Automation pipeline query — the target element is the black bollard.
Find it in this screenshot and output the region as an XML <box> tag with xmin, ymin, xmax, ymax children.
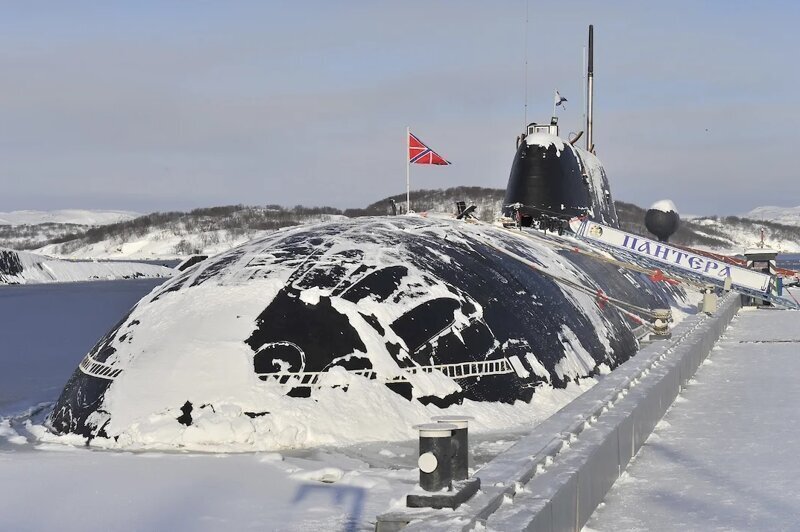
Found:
<box><xmin>431</xmin><ymin>415</ymin><xmax>472</xmax><ymax>481</ymax></box>
<box><xmin>414</xmin><ymin>423</ymin><xmax>456</xmax><ymax>492</ymax></box>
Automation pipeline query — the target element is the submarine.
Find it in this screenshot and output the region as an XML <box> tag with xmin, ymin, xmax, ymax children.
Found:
<box><xmin>503</xmin><ymin>25</ymin><xmax>617</xmax><ymax>232</ymax></box>
<box><xmin>46</xmin><ymin>27</ymin><xmax>690</xmax><ymax>448</ymax></box>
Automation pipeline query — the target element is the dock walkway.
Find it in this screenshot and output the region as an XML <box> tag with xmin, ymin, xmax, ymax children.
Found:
<box><xmin>586</xmin><ymin>308</ymin><xmax>800</xmax><ymax>531</ymax></box>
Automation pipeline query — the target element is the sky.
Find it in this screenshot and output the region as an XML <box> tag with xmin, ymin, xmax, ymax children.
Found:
<box><xmin>1</xmin><ymin>1</ymin><xmax>798</xmax><ymax>216</ymax></box>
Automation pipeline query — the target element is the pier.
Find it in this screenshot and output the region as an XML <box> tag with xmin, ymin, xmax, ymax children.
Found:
<box><xmin>586</xmin><ymin>307</ymin><xmax>800</xmax><ymax>530</ymax></box>
<box><xmin>377</xmin><ymin>295</ymin><xmax>800</xmax><ymax>530</ymax></box>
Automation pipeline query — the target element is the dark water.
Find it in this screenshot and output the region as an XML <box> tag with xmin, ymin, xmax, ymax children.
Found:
<box><xmin>0</xmin><ymin>278</ymin><xmax>166</xmax><ymax>415</ymax></box>
<box><xmin>777</xmin><ymin>253</ymin><xmax>800</xmax><ymax>270</ymax></box>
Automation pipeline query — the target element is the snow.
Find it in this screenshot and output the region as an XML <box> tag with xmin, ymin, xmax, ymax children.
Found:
<box><xmin>574</xmin><ymin>146</ymin><xmax>618</xmax><ymax>225</ymax></box>
<box><xmin>0</xmin><ymin>209</ymin><xmax>138</xmax><ymax>226</ymax></box>
<box><xmin>743</xmin><ymin>205</ymin><xmax>800</xmax><ymax>227</ymax></box>
<box><xmin>554</xmin><ymin>325</ymin><xmax>597</xmax><ymax>381</ymax></box>
<box><xmin>689</xmin><ymin>217</ymin><xmax>800</xmax><ymax>254</ymax></box>
<box><xmin>525</xmin><ymin>132</ymin><xmax>566</xmax><ymax>155</ymax></box>
<box><xmin>36</xmin><ymin>227</ymin><xmax>257</xmax><ymax>260</ymax></box>
<box><xmin>0</xmin><ymin>278</ymin><xmax>597</xmax><ymax>530</ymax></box>
<box><xmin>35</xmin><ymin>214</ymin><xmax>345</xmax><ymax>260</ymax></box>
<box><xmin>0</xmin><ymin>247</ymin><xmax>173</xmax><ymax>284</ymax></box>
<box><xmin>586</xmin><ymin>308</ymin><xmax>800</xmax><ymax>530</ymax></box>
<box><xmin>648</xmin><ymin>199</ymin><xmax>678</xmax><ymax>213</ymax></box>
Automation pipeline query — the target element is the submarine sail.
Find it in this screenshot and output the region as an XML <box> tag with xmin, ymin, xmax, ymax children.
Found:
<box><xmin>503</xmin><ymin>25</ymin><xmax>618</xmax><ymax>230</ymax></box>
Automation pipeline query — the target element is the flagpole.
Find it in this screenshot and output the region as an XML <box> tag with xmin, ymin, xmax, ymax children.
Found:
<box><xmin>406</xmin><ymin>126</ymin><xmax>411</xmax><ymax>214</ymax></box>
<box><xmin>552</xmin><ymin>89</ymin><xmax>557</xmax><ymax>118</ymax></box>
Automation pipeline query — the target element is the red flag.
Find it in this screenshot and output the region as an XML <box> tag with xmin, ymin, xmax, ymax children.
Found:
<box><xmin>408</xmin><ymin>132</ymin><xmax>451</xmax><ymax>165</ymax></box>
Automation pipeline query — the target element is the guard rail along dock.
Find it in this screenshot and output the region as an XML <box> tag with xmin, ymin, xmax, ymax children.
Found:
<box><xmin>376</xmin><ymin>292</ymin><xmax>742</xmax><ymax>531</ymax></box>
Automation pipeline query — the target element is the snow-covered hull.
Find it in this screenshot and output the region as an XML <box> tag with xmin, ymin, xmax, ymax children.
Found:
<box><xmin>48</xmin><ymin>217</ymin><xmax>678</xmax><ymax>447</ymax></box>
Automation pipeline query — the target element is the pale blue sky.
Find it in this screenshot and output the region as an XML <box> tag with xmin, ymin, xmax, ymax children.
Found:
<box><xmin>1</xmin><ymin>1</ymin><xmax>798</xmax><ymax>215</ymax></box>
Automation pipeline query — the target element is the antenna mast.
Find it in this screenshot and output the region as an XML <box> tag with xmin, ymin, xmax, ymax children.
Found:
<box><xmin>582</xmin><ymin>45</ymin><xmax>586</xmax><ymax>137</ymax></box>
<box><xmin>586</xmin><ymin>25</ymin><xmax>594</xmax><ymax>152</ymax></box>
<box><xmin>523</xmin><ymin>0</ymin><xmax>529</xmax><ymax>130</ymax></box>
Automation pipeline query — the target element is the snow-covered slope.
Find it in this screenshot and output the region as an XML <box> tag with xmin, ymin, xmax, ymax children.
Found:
<box><xmin>0</xmin><ymin>247</ymin><xmax>173</xmax><ymax>285</ymax></box>
<box><xmin>0</xmin><ymin>209</ymin><xmax>138</xmax><ymax>226</ymax></box>
<box><xmin>616</xmin><ymin>201</ymin><xmax>800</xmax><ymax>254</ymax></box>
<box><xmin>35</xmin><ymin>208</ymin><xmax>345</xmax><ymax>260</ymax></box>
<box><xmin>37</xmin><ymin>227</ymin><xmax>260</xmax><ymax>260</ymax></box>
<box><xmin>743</xmin><ymin>206</ymin><xmax>800</xmax><ymax>227</ymax></box>
<box><xmin>9</xmin><ymin>196</ymin><xmax>800</xmax><ymax>261</ymax></box>
<box><xmin>689</xmin><ymin>217</ymin><xmax>800</xmax><ymax>253</ymax></box>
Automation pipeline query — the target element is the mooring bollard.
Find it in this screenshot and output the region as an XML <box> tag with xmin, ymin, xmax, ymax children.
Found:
<box><xmin>414</xmin><ymin>423</ymin><xmax>457</xmax><ymax>492</ymax></box>
<box><xmin>702</xmin><ymin>285</ymin><xmax>718</xmax><ymax>314</ymax></box>
<box><xmin>431</xmin><ymin>415</ymin><xmax>472</xmax><ymax>481</ymax></box>
<box><xmin>651</xmin><ymin>308</ymin><xmax>672</xmax><ymax>338</ymax></box>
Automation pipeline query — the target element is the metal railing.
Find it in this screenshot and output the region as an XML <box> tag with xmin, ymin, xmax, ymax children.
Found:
<box><xmin>79</xmin><ymin>354</ymin><xmax>123</xmax><ymax>380</ymax></box>
<box><xmin>79</xmin><ymin>354</ymin><xmax>517</xmax><ymax>387</ymax></box>
<box><xmin>256</xmin><ymin>358</ymin><xmax>515</xmax><ymax>387</ymax></box>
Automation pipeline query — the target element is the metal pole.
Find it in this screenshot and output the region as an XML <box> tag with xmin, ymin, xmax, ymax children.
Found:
<box><xmin>586</xmin><ymin>25</ymin><xmax>594</xmax><ymax>152</ymax></box>
<box><xmin>523</xmin><ymin>0</ymin><xmax>529</xmax><ymax>130</ymax></box>
<box><xmin>406</xmin><ymin>126</ymin><xmax>411</xmax><ymax>214</ymax></box>
<box><xmin>582</xmin><ymin>45</ymin><xmax>586</xmax><ymax>136</ymax></box>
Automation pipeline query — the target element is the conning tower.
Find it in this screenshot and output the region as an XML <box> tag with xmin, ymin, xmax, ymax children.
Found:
<box><xmin>502</xmin><ymin>25</ymin><xmax>618</xmax><ymax>231</ymax></box>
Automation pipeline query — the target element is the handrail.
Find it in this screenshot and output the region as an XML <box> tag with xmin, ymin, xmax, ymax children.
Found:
<box><xmin>255</xmin><ymin>358</ymin><xmax>515</xmax><ymax>387</ymax></box>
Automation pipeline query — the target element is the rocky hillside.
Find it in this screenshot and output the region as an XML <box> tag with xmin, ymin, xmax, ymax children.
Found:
<box><xmin>3</xmin><ymin>188</ymin><xmax>799</xmax><ymax>259</ymax></box>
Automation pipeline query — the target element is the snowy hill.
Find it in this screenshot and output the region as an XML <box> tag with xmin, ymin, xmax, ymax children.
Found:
<box><xmin>742</xmin><ymin>206</ymin><xmax>800</xmax><ymax>227</ymax></box>
<box><xmin>2</xmin><ymin>191</ymin><xmax>799</xmax><ymax>259</ymax></box>
<box><xmin>0</xmin><ymin>210</ymin><xmax>141</xmax><ymax>251</ymax></box>
<box><xmin>616</xmin><ymin>201</ymin><xmax>800</xmax><ymax>253</ymax></box>
<box><xmin>687</xmin><ymin>216</ymin><xmax>800</xmax><ymax>253</ymax></box>
<box><xmin>36</xmin><ymin>205</ymin><xmax>345</xmax><ymax>260</ymax></box>
<box><xmin>0</xmin><ymin>247</ymin><xmax>173</xmax><ymax>285</ymax></box>
<box><xmin>0</xmin><ymin>209</ymin><xmax>138</xmax><ymax>226</ymax></box>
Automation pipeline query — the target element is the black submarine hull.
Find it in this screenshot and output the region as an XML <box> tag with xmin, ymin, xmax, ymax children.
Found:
<box><xmin>48</xmin><ymin>217</ymin><xmax>683</xmax><ymax>440</ymax></box>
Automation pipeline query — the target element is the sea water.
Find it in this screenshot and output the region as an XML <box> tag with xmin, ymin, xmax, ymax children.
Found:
<box><xmin>0</xmin><ymin>278</ymin><xmax>166</xmax><ymax>415</ymax></box>
<box><xmin>777</xmin><ymin>253</ymin><xmax>800</xmax><ymax>270</ymax></box>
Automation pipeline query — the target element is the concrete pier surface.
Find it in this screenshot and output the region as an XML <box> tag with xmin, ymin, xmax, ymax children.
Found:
<box><xmin>586</xmin><ymin>308</ymin><xmax>800</xmax><ymax>531</ymax></box>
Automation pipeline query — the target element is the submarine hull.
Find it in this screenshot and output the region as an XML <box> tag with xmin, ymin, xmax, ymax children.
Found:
<box><xmin>48</xmin><ymin>217</ymin><xmax>681</xmax><ymax>443</ymax></box>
